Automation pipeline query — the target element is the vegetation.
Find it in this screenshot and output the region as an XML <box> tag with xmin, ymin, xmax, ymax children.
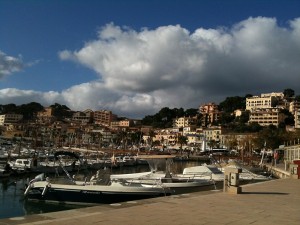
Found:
<box><xmin>50</xmin><ymin>103</ymin><xmax>73</xmax><ymax>120</ymax></box>
<box><xmin>0</xmin><ymin>102</ymin><xmax>44</xmax><ymax>120</ymax></box>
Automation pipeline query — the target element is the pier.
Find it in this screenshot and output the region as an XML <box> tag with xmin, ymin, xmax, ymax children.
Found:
<box><xmin>1</xmin><ymin>178</ymin><xmax>299</xmax><ymax>225</ymax></box>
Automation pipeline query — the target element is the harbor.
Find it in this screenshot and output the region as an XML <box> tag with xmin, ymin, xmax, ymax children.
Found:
<box><xmin>1</xmin><ymin>142</ymin><xmax>299</xmax><ymax>223</ymax></box>
<box><xmin>0</xmin><ymin>153</ymin><xmax>273</xmax><ymax>219</ymax></box>
<box><xmin>0</xmin><ymin>177</ymin><xmax>299</xmax><ymax>225</ymax></box>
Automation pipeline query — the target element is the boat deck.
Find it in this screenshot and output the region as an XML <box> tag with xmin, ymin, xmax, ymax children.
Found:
<box><xmin>1</xmin><ymin>178</ymin><xmax>299</xmax><ymax>225</ymax></box>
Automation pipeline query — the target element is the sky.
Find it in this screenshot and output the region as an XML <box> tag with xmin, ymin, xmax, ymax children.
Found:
<box><xmin>0</xmin><ymin>0</ymin><xmax>300</xmax><ymax>119</ymax></box>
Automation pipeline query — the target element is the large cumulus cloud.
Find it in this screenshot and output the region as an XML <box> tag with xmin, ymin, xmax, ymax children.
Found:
<box><xmin>59</xmin><ymin>17</ymin><xmax>300</xmax><ymax>116</ymax></box>
<box><xmin>1</xmin><ymin>17</ymin><xmax>300</xmax><ymax>118</ymax></box>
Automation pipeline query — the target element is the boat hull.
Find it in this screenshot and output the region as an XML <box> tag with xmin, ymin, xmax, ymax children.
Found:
<box><xmin>26</xmin><ymin>181</ymin><xmax>170</xmax><ymax>205</ymax></box>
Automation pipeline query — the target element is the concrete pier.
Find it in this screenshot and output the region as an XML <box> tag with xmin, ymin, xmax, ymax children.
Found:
<box><xmin>1</xmin><ymin>178</ymin><xmax>299</xmax><ymax>225</ymax></box>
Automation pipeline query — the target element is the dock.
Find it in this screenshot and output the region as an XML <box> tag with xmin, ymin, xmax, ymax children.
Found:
<box><xmin>1</xmin><ymin>178</ymin><xmax>299</xmax><ymax>225</ymax></box>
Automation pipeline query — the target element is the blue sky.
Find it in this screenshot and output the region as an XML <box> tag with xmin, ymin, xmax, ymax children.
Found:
<box><xmin>0</xmin><ymin>0</ymin><xmax>300</xmax><ymax>118</ymax></box>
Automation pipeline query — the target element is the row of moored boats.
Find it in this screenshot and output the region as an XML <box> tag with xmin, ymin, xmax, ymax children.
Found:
<box><xmin>18</xmin><ymin>151</ymin><xmax>272</xmax><ymax>205</ymax></box>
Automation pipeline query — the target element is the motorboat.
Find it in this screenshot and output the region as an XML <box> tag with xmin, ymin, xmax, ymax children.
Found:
<box><xmin>222</xmin><ymin>164</ymin><xmax>271</xmax><ymax>181</ymax></box>
<box><xmin>8</xmin><ymin>153</ymin><xmax>81</xmax><ymax>174</ymax></box>
<box><xmin>24</xmin><ymin>151</ymin><xmax>171</xmax><ymax>205</ymax></box>
<box><xmin>182</xmin><ymin>163</ymin><xmax>270</xmax><ymax>182</ymax></box>
<box><xmin>110</xmin><ymin>155</ymin><xmax>216</xmax><ymax>191</ymax></box>
<box><xmin>182</xmin><ymin>165</ymin><xmax>224</xmax><ymax>182</ymax></box>
<box><xmin>8</xmin><ymin>158</ymin><xmax>33</xmax><ymax>174</ymax></box>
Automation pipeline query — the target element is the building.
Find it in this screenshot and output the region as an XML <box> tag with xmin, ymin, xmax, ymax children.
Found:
<box><xmin>219</xmin><ymin>133</ymin><xmax>256</xmax><ymax>153</ymax></box>
<box><xmin>173</xmin><ymin>117</ymin><xmax>197</xmax><ymax>128</ymax></box>
<box><xmin>94</xmin><ymin>110</ymin><xmax>116</xmax><ymax>127</ymax></box>
<box><xmin>249</xmin><ymin>108</ymin><xmax>286</xmax><ymax>127</ymax></box>
<box><xmin>110</xmin><ymin>119</ymin><xmax>134</xmax><ymax>130</ymax></box>
<box><xmin>203</xmin><ymin>126</ymin><xmax>223</xmax><ymax>148</ymax></box>
<box><xmin>37</xmin><ymin>107</ymin><xmax>56</xmax><ymax>123</ymax></box>
<box><xmin>199</xmin><ymin>102</ymin><xmax>221</xmax><ymax>126</ymax></box>
<box><xmin>261</xmin><ymin>92</ymin><xmax>284</xmax><ymax>98</ymax></box>
<box><xmin>0</xmin><ymin>114</ymin><xmax>23</xmax><ymax>126</ymax></box>
<box><xmin>246</xmin><ymin>92</ymin><xmax>287</xmax><ymax>127</ymax></box>
<box><xmin>246</xmin><ymin>95</ymin><xmax>277</xmax><ymax>111</ymax></box>
<box><xmin>294</xmin><ymin>101</ymin><xmax>300</xmax><ymax>129</ymax></box>
<box><xmin>72</xmin><ymin>109</ymin><xmax>93</xmax><ymax>124</ymax></box>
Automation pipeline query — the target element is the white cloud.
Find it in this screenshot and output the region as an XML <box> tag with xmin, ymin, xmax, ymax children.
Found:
<box><xmin>0</xmin><ymin>51</ymin><xmax>25</xmax><ymax>78</ymax></box>
<box><xmin>0</xmin><ymin>88</ymin><xmax>60</xmax><ymax>105</ymax></box>
<box><xmin>2</xmin><ymin>17</ymin><xmax>300</xmax><ymax>118</ymax></box>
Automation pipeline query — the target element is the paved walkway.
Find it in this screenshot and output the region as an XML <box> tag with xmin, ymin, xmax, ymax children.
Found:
<box><xmin>1</xmin><ymin>178</ymin><xmax>299</xmax><ymax>225</ymax></box>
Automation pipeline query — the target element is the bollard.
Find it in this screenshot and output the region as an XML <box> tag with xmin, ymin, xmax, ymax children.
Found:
<box><xmin>290</xmin><ymin>164</ymin><xmax>299</xmax><ymax>179</ymax></box>
<box><xmin>223</xmin><ymin>167</ymin><xmax>242</xmax><ymax>194</ymax></box>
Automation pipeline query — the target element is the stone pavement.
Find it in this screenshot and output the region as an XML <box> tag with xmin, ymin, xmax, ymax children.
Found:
<box><xmin>1</xmin><ymin>178</ymin><xmax>299</xmax><ymax>225</ymax></box>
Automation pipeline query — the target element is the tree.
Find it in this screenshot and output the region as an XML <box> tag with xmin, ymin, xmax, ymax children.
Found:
<box><xmin>280</xmin><ymin>109</ymin><xmax>295</xmax><ymax>126</ymax></box>
<box><xmin>218</xmin><ymin>96</ymin><xmax>246</xmax><ymax>113</ymax></box>
<box><xmin>295</xmin><ymin>95</ymin><xmax>300</xmax><ymax>102</ymax></box>
<box><xmin>177</xmin><ymin>135</ymin><xmax>188</xmax><ymax>154</ymax></box>
<box><xmin>253</xmin><ymin>125</ymin><xmax>285</xmax><ymax>150</ymax></box>
<box><xmin>50</xmin><ymin>103</ymin><xmax>72</xmax><ymax>120</ymax></box>
<box><xmin>17</xmin><ymin>102</ymin><xmax>44</xmax><ymax>120</ymax></box>
<box><xmin>283</xmin><ymin>88</ymin><xmax>295</xmax><ymax>98</ymax></box>
<box><xmin>0</xmin><ymin>103</ymin><xmax>17</xmax><ymax>114</ymax></box>
<box><xmin>184</xmin><ymin>108</ymin><xmax>198</xmax><ymax>117</ymax></box>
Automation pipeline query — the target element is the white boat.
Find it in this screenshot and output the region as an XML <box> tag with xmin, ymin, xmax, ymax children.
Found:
<box><xmin>182</xmin><ymin>165</ymin><xmax>224</xmax><ymax>182</ymax></box>
<box><xmin>8</xmin><ymin>155</ymin><xmax>80</xmax><ymax>174</ymax></box>
<box><xmin>24</xmin><ymin>152</ymin><xmax>171</xmax><ymax>205</ymax></box>
<box><xmin>8</xmin><ymin>158</ymin><xmax>33</xmax><ymax>174</ymax></box>
<box><xmin>182</xmin><ymin>163</ymin><xmax>270</xmax><ymax>182</ymax></box>
<box><xmin>110</xmin><ymin>155</ymin><xmax>215</xmax><ymax>190</ymax></box>
<box><xmin>223</xmin><ymin>164</ymin><xmax>271</xmax><ymax>181</ymax></box>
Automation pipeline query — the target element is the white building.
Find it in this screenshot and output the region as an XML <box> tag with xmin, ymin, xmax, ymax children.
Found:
<box><xmin>249</xmin><ymin>108</ymin><xmax>285</xmax><ymax>127</ymax></box>
<box><xmin>0</xmin><ymin>114</ymin><xmax>23</xmax><ymax>126</ymax></box>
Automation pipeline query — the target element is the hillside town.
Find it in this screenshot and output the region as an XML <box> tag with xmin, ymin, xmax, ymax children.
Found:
<box><xmin>1</xmin><ymin>90</ymin><xmax>300</xmax><ymax>156</ymax></box>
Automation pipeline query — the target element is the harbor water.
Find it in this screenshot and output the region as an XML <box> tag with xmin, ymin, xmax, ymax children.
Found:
<box><xmin>0</xmin><ymin>161</ymin><xmax>204</xmax><ymax>219</ymax></box>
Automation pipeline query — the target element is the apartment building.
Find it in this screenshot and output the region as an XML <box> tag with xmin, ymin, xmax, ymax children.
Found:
<box><xmin>203</xmin><ymin>126</ymin><xmax>223</xmax><ymax>145</ymax></box>
<box><xmin>246</xmin><ymin>92</ymin><xmax>287</xmax><ymax>127</ymax></box>
<box><xmin>199</xmin><ymin>102</ymin><xmax>221</xmax><ymax>126</ymax></box>
<box><xmin>110</xmin><ymin>119</ymin><xmax>134</xmax><ymax>130</ymax></box>
<box><xmin>153</xmin><ymin>128</ymin><xmax>179</xmax><ymax>146</ymax></box>
<box><xmin>93</xmin><ymin>110</ymin><xmax>116</xmax><ymax>127</ymax></box>
<box><xmin>249</xmin><ymin>108</ymin><xmax>285</xmax><ymax>127</ymax></box>
<box><xmin>173</xmin><ymin>116</ymin><xmax>197</xmax><ymax>128</ymax></box>
<box><xmin>246</xmin><ymin>95</ymin><xmax>277</xmax><ymax>111</ymax></box>
<box><xmin>0</xmin><ymin>114</ymin><xmax>23</xmax><ymax>126</ymax></box>
<box><xmin>72</xmin><ymin>109</ymin><xmax>93</xmax><ymax>124</ymax></box>
<box><xmin>37</xmin><ymin>107</ymin><xmax>56</xmax><ymax>123</ymax></box>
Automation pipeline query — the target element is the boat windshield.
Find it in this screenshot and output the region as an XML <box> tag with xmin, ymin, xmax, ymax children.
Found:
<box><xmin>208</xmin><ymin>167</ymin><xmax>223</xmax><ymax>174</ymax></box>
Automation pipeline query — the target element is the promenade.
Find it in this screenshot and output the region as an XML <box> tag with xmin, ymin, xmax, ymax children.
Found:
<box><xmin>1</xmin><ymin>178</ymin><xmax>299</xmax><ymax>225</ymax></box>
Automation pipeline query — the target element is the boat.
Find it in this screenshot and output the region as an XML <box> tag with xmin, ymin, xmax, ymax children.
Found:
<box><xmin>182</xmin><ymin>164</ymin><xmax>225</xmax><ymax>182</ymax></box>
<box><xmin>8</xmin><ymin>158</ymin><xmax>33</xmax><ymax>174</ymax></box>
<box><xmin>8</xmin><ymin>153</ymin><xmax>81</xmax><ymax>174</ymax></box>
<box><xmin>110</xmin><ymin>155</ymin><xmax>216</xmax><ymax>191</ymax></box>
<box><xmin>24</xmin><ymin>151</ymin><xmax>171</xmax><ymax>205</ymax></box>
<box><xmin>182</xmin><ymin>162</ymin><xmax>270</xmax><ymax>183</ymax></box>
